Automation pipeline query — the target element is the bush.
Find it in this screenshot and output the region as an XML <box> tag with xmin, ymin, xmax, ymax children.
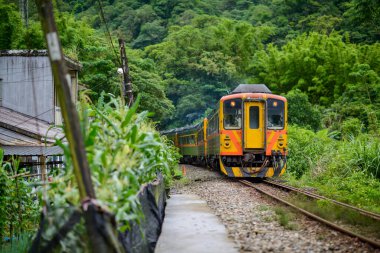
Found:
<box><xmin>0</xmin><ymin>150</ymin><xmax>39</xmax><ymax>244</ymax></box>
<box><xmin>285</xmin><ymin>89</ymin><xmax>321</xmax><ymax>131</ymax></box>
<box><xmin>341</xmin><ymin>118</ymin><xmax>363</xmax><ymax>140</ymax></box>
<box><xmin>286</xmin><ymin>125</ymin><xmax>380</xmax><ymax>213</ymax></box>
<box><xmin>36</xmin><ymin>94</ymin><xmax>180</xmax><ymax>251</ymax></box>
<box><xmin>330</xmin><ymin>134</ymin><xmax>380</xmax><ymax>179</ymax></box>
<box><xmin>287</xmin><ymin>125</ymin><xmax>335</xmax><ymax>178</ymax></box>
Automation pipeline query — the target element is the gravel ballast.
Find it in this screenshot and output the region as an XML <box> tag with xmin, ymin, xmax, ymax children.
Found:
<box><xmin>171</xmin><ymin>165</ymin><xmax>379</xmax><ymax>253</ymax></box>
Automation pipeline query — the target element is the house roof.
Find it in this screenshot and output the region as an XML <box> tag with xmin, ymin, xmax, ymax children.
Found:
<box><xmin>0</xmin><ymin>106</ymin><xmax>64</xmax><ymax>147</ymax></box>
<box><xmin>1</xmin><ymin>145</ymin><xmax>63</xmax><ymax>156</ymax></box>
<box><xmin>0</xmin><ymin>127</ymin><xmax>43</xmax><ymax>146</ymax></box>
<box><xmin>0</xmin><ymin>50</ymin><xmax>82</xmax><ymax>70</ymax></box>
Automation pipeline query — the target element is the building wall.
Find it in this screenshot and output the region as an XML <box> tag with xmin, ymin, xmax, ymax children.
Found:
<box><xmin>0</xmin><ymin>56</ymin><xmax>54</xmax><ymax>123</ymax></box>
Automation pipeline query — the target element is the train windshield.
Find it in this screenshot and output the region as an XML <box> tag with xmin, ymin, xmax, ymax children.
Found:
<box><xmin>267</xmin><ymin>99</ymin><xmax>284</xmax><ymax>129</ymax></box>
<box><xmin>224</xmin><ymin>98</ymin><xmax>242</xmax><ymax>129</ymax></box>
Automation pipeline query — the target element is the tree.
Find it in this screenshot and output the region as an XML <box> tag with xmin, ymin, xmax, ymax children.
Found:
<box><xmin>0</xmin><ymin>1</ymin><xmax>23</xmax><ymax>49</ymax></box>
<box><xmin>285</xmin><ymin>89</ymin><xmax>321</xmax><ymax>131</ymax></box>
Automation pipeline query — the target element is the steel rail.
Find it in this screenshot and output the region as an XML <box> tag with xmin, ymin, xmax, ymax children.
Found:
<box><xmin>263</xmin><ymin>179</ymin><xmax>380</xmax><ymax>221</ymax></box>
<box><xmin>239</xmin><ymin>180</ymin><xmax>380</xmax><ymax>249</ymax></box>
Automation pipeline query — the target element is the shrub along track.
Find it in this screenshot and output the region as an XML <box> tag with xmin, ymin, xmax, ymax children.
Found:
<box><xmin>239</xmin><ymin>179</ymin><xmax>380</xmax><ymax>249</ymax></box>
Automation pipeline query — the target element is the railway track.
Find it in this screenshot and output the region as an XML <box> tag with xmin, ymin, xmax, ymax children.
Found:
<box><xmin>239</xmin><ymin>179</ymin><xmax>380</xmax><ymax>249</ymax></box>
<box><xmin>263</xmin><ymin>178</ymin><xmax>380</xmax><ymax>221</ymax></box>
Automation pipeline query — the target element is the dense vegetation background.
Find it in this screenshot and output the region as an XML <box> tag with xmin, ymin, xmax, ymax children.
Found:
<box><xmin>1</xmin><ymin>0</ymin><xmax>380</xmax><ymax>214</ymax></box>
<box><xmin>1</xmin><ymin>0</ymin><xmax>379</xmax><ymax>129</ymax></box>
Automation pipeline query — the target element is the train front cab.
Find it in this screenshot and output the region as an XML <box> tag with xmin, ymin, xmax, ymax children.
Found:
<box><xmin>219</xmin><ymin>93</ymin><xmax>288</xmax><ymax>178</ymax></box>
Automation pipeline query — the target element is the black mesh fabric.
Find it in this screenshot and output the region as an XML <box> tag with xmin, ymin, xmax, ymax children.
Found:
<box><xmin>120</xmin><ymin>174</ymin><xmax>166</xmax><ymax>253</ymax></box>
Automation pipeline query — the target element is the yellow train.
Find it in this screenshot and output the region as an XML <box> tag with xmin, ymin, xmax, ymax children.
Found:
<box><xmin>162</xmin><ymin>84</ymin><xmax>288</xmax><ymax>178</ymax></box>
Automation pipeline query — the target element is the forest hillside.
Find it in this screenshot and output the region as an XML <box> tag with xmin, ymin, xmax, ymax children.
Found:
<box><xmin>1</xmin><ymin>0</ymin><xmax>379</xmax><ymax>130</ymax></box>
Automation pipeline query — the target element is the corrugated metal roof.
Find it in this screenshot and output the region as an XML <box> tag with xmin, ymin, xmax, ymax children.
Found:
<box><xmin>0</xmin><ymin>106</ymin><xmax>64</xmax><ymax>145</ymax></box>
<box><xmin>1</xmin><ymin>145</ymin><xmax>63</xmax><ymax>156</ymax></box>
<box><xmin>0</xmin><ymin>127</ymin><xmax>43</xmax><ymax>146</ymax></box>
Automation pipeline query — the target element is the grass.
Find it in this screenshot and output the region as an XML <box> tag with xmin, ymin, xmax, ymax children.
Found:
<box><xmin>286</xmin><ymin>125</ymin><xmax>380</xmax><ymax>214</ymax></box>
<box><xmin>287</xmin><ymin>194</ymin><xmax>380</xmax><ymax>239</ymax></box>
<box><xmin>0</xmin><ymin>233</ymin><xmax>33</xmax><ymax>253</ymax></box>
<box><xmin>171</xmin><ymin>176</ymin><xmax>191</xmax><ymax>189</ymax></box>
<box><xmin>273</xmin><ymin>206</ymin><xmax>299</xmax><ymax>230</ymax></box>
<box><xmin>257</xmin><ymin>204</ymin><xmax>270</xmax><ymax>212</ymax></box>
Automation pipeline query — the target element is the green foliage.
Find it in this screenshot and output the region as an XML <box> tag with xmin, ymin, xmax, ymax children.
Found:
<box><xmin>253</xmin><ymin>33</ymin><xmax>361</xmax><ymax>105</ymax></box>
<box><xmin>147</xmin><ymin>15</ymin><xmax>272</xmax><ymax>80</ymax></box>
<box><xmin>37</xmin><ymin>94</ymin><xmax>179</xmax><ymax>250</ymax></box>
<box><xmin>0</xmin><ymin>1</ymin><xmax>24</xmax><ymax>49</ymax></box>
<box><xmin>341</xmin><ymin>117</ymin><xmax>362</xmax><ymax>139</ymax></box>
<box><xmin>288</xmin><ymin>125</ymin><xmax>380</xmax><ymax>179</ymax></box>
<box><xmin>344</xmin><ymin>0</ymin><xmax>380</xmax><ymax>43</ymax></box>
<box><xmin>132</xmin><ymin>20</ymin><xmax>167</xmax><ymax>48</ymax></box>
<box><xmin>0</xmin><ymin>150</ymin><xmax>39</xmax><ymax>245</ymax></box>
<box><xmin>146</xmin><ymin>15</ymin><xmax>274</xmax><ymax>126</ymax></box>
<box><xmin>1</xmin><ymin>233</ymin><xmax>34</xmax><ymax>253</ymax></box>
<box><xmin>285</xmin><ymin>89</ymin><xmax>321</xmax><ymax>131</ymax></box>
<box><xmin>286</xmin><ymin>125</ymin><xmax>380</xmax><ymax>213</ymax></box>
<box><xmin>127</xmin><ymin>49</ymin><xmax>174</xmax><ymax>121</ymax></box>
<box><xmin>287</xmin><ymin>126</ymin><xmax>336</xmax><ymax>178</ymax></box>
<box><xmin>3</xmin><ymin>0</ymin><xmax>380</xmax><ymax>128</ymax></box>
<box><xmin>0</xmin><ymin>150</ymin><xmax>8</xmax><ymax>240</ymax></box>
<box><xmin>273</xmin><ymin>206</ymin><xmax>298</xmax><ymax>230</ymax></box>
<box><xmin>332</xmin><ymin>135</ymin><xmax>380</xmax><ymax>179</ymax></box>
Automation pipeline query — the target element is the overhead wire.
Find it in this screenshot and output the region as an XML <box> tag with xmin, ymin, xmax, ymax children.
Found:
<box><xmin>8</xmin><ymin>108</ymin><xmax>55</xmax><ymax>128</ymax></box>
<box><xmin>96</xmin><ymin>0</ymin><xmax>121</xmax><ymax>67</ymax></box>
<box><xmin>0</xmin><ymin>131</ymin><xmax>40</xmax><ymax>145</ymax></box>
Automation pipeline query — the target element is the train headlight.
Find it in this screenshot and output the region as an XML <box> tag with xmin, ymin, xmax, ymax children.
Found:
<box><xmin>277</xmin><ymin>134</ymin><xmax>285</xmax><ymax>149</ymax></box>
<box><xmin>223</xmin><ymin>135</ymin><xmax>231</xmax><ymax>148</ymax></box>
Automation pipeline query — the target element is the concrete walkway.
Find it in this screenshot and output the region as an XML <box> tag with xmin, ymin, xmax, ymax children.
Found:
<box><xmin>155</xmin><ymin>194</ymin><xmax>239</xmax><ymax>253</ymax></box>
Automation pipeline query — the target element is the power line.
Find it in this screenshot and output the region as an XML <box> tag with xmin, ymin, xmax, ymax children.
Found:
<box><xmin>13</xmin><ymin>108</ymin><xmax>55</xmax><ymax>127</ymax></box>
<box><xmin>96</xmin><ymin>0</ymin><xmax>121</xmax><ymax>67</ymax></box>
<box><xmin>0</xmin><ymin>130</ymin><xmax>43</xmax><ymax>145</ymax></box>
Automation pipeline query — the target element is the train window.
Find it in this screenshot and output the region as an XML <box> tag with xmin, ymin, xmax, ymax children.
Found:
<box><xmin>267</xmin><ymin>99</ymin><xmax>284</xmax><ymax>129</ymax></box>
<box><xmin>198</xmin><ymin>130</ymin><xmax>203</xmax><ymax>142</ymax></box>
<box><xmin>189</xmin><ymin>135</ymin><xmax>194</xmax><ymax>145</ymax></box>
<box><xmin>224</xmin><ymin>99</ymin><xmax>242</xmax><ymax>129</ymax></box>
<box><xmin>249</xmin><ymin>106</ymin><xmax>259</xmax><ymax>129</ymax></box>
<box><xmin>208</xmin><ymin>115</ymin><xmax>216</xmax><ymax>134</ymax></box>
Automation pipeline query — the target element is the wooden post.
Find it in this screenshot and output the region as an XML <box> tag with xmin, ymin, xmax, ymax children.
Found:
<box><xmin>39</xmin><ymin>155</ymin><xmax>46</xmax><ymax>181</ymax></box>
<box><xmin>118</xmin><ymin>39</ymin><xmax>134</xmax><ymax>106</ymax></box>
<box><xmin>35</xmin><ymin>0</ymin><xmax>94</xmax><ymax>201</ymax></box>
<box><xmin>34</xmin><ymin>0</ymin><xmax>121</xmax><ymax>252</ymax></box>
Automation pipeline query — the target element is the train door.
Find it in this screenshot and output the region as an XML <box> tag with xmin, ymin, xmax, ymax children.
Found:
<box><xmin>244</xmin><ymin>101</ymin><xmax>265</xmax><ymax>149</ymax></box>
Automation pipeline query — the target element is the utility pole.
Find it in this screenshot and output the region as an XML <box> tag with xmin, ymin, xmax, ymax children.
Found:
<box><xmin>118</xmin><ymin>39</ymin><xmax>134</xmax><ymax>107</ymax></box>
<box><xmin>34</xmin><ymin>0</ymin><xmax>122</xmax><ymax>252</ymax></box>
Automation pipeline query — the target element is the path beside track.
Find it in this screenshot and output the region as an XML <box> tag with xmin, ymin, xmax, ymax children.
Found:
<box><xmin>167</xmin><ymin>164</ymin><xmax>379</xmax><ymax>253</ymax></box>
<box><xmin>155</xmin><ymin>194</ymin><xmax>238</xmax><ymax>253</ymax></box>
